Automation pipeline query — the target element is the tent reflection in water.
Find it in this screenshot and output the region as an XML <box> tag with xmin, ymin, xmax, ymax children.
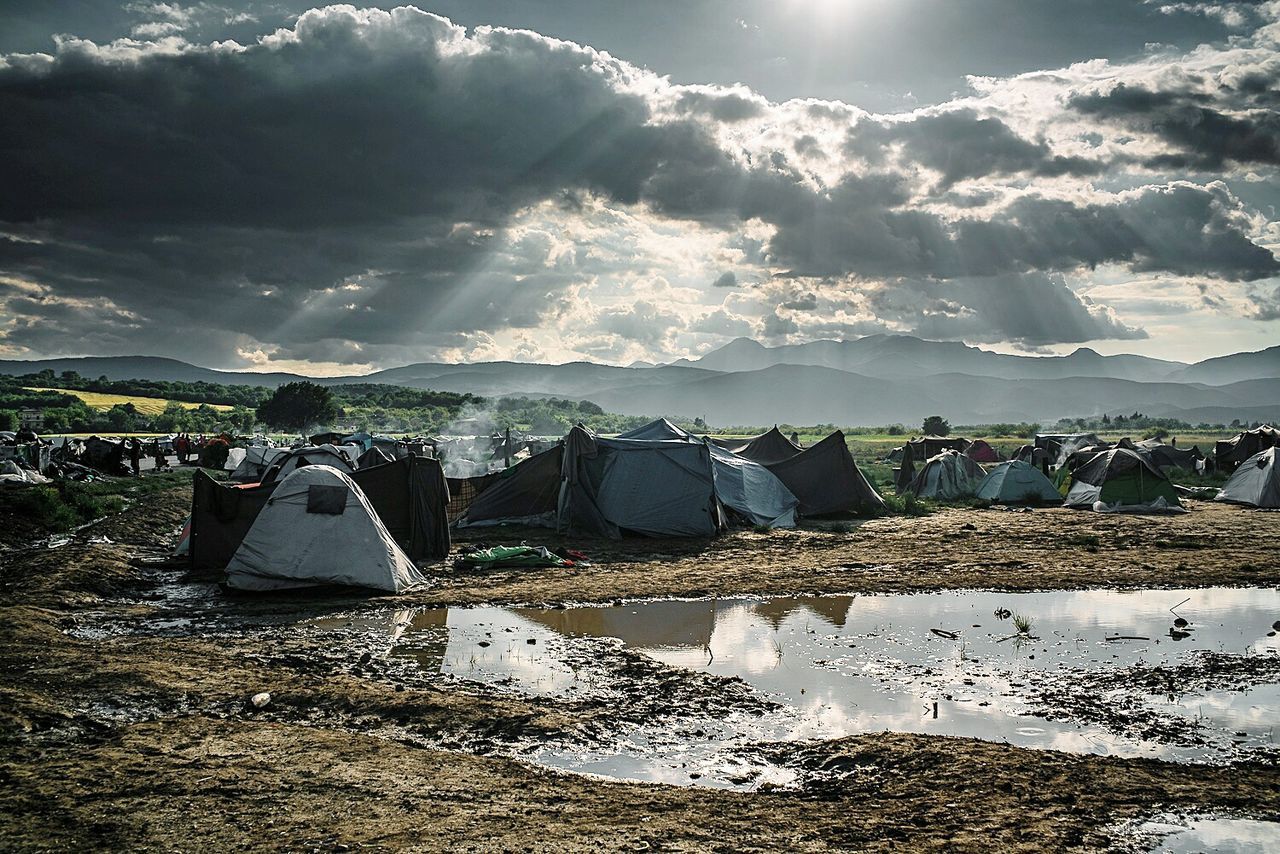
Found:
<box><xmin>514</xmin><ymin>600</ymin><xmax>719</xmax><ymax>649</ymax></box>
<box><xmin>1216</xmin><ymin>447</ymin><xmax>1280</xmax><ymax>509</ymax></box>
<box><xmin>225</xmin><ymin>465</ymin><xmax>425</xmax><ymax>593</ymax></box>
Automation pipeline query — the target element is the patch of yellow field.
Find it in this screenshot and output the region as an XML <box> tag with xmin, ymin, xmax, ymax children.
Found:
<box><xmin>25</xmin><ymin>388</ymin><xmax>234</xmax><ymax>415</ymax></box>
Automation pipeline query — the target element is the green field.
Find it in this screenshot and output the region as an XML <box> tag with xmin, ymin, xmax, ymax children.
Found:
<box><xmin>26</xmin><ymin>388</ymin><xmax>234</xmax><ymax>415</ymax></box>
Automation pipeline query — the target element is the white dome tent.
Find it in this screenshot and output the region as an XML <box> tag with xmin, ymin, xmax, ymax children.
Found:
<box><xmin>224</xmin><ymin>465</ymin><xmax>425</xmax><ymax>593</ymax></box>
<box><xmin>1216</xmin><ymin>447</ymin><xmax>1280</xmax><ymax>509</ymax></box>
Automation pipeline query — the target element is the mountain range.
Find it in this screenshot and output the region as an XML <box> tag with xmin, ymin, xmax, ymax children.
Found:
<box><xmin>3</xmin><ymin>336</ymin><xmax>1278</xmax><ymax>427</ymax></box>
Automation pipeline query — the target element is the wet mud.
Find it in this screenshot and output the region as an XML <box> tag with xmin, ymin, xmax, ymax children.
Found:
<box><xmin>2</xmin><ymin>472</ymin><xmax>1278</xmax><ymax>851</ymax></box>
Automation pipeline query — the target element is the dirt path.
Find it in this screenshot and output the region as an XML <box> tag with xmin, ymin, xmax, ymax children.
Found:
<box><xmin>1</xmin><ymin>473</ymin><xmax>1277</xmax><ymax>851</ymax></box>
<box><xmin>433</xmin><ymin>499</ymin><xmax>1279</xmax><ymax>607</ymax></box>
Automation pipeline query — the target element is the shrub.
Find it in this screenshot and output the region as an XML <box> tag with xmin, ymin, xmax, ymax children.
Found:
<box><xmin>16</xmin><ymin>487</ymin><xmax>80</xmax><ymax>532</ymax></box>
<box><xmin>880</xmin><ymin>493</ymin><xmax>934</xmax><ymax>517</ymax></box>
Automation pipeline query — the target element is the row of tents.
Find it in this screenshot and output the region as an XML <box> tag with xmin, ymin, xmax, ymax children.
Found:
<box><xmin>901</xmin><ymin>440</ymin><xmax>1280</xmax><ymax>511</ymax></box>
<box><xmin>181</xmin><ymin>420</ymin><xmax>1280</xmax><ymax>595</ymax></box>
<box><xmin>180</xmin><ymin>419</ymin><xmax>886</xmax><ymax>593</ymax></box>
<box><xmin>900</xmin><ymin>446</ymin><xmax>1183</xmax><ymax>511</ymax></box>
<box><xmin>451</xmin><ymin>419</ymin><xmax>885</xmax><ymax>537</ymax></box>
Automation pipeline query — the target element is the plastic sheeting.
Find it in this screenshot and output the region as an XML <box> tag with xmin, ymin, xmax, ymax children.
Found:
<box><xmin>706</xmin><ymin>444</ymin><xmax>798</xmax><ymax>528</ymax></box>
<box><xmin>559</xmin><ymin>427</ymin><xmax>721</xmax><ymax>538</ymax></box>
<box><xmin>600</xmin><ymin>419</ymin><xmax>799</xmax><ymax>531</ymax></box>
<box><xmin>225</xmin><ymin>465</ymin><xmax>425</xmax><ymax>593</ymax></box>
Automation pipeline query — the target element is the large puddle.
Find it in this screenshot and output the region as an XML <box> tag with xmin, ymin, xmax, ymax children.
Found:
<box><xmin>311</xmin><ymin>587</ymin><xmax>1280</xmax><ymax>788</ymax></box>
<box><xmin>1124</xmin><ymin>814</ymin><xmax>1280</xmax><ymax>853</ymax></box>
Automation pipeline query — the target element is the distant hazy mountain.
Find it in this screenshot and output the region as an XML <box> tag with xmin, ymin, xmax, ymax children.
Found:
<box><xmin>586</xmin><ymin>364</ymin><xmax>1263</xmax><ymax>426</ymax></box>
<box><xmin>349</xmin><ymin>361</ymin><xmax>720</xmax><ymax>398</ymax></box>
<box><xmin>673</xmin><ymin>335</ymin><xmax>1186</xmax><ymax>383</ymax></box>
<box><xmin>0</xmin><ymin>355</ymin><xmax>308</xmax><ymax>387</ymax></box>
<box><xmin>1172</xmin><ymin>345</ymin><xmax>1280</xmax><ymax>385</ymax></box>
<box><xmin>3</xmin><ymin>336</ymin><xmax>1276</xmax><ymax>426</ymax></box>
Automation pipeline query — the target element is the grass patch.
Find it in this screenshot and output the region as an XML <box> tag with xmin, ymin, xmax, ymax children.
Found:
<box><xmin>11</xmin><ymin>483</ymin><xmax>127</xmax><ymax>533</ymax></box>
<box><xmin>880</xmin><ymin>493</ymin><xmax>934</xmax><ymax>517</ymax></box>
<box><xmin>1167</xmin><ymin>470</ymin><xmax>1230</xmax><ymax>488</ymax></box>
<box><xmin>25</xmin><ymin>387</ymin><xmax>234</xmax><ymax>415</ymax></box>
<box><xmin>1064</xmin><ymin>533</ymin><xmax>1101</xmax><ymax>552</ymax></box>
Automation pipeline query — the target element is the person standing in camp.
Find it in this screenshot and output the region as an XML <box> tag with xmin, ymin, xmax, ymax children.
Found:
<box><xmin>129</xmin><ymin>437</ymin><xmax>142</xmax><ymax>476</ymax></box>
<box><xmin>175</xmin><ymin>433</ymin><xmax>187</xmax><ymax>464</ymax></box>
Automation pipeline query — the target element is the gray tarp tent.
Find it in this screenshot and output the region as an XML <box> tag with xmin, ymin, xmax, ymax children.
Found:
<box><xmin>225</xmin><ymin>465</ymin><xmax>425</xmax><ymax>593</ymax></box>
<box><xmin>559</xmin><ymin>426</ymin><xmax>723</xmax><ymax>538</ymax></box>
<box><xmin>1216</xmin><ymin>447</ymin><xmax>1280</xmax><ymax>508</ymax></box>
<box><xmin>617</xmin><ymin>418</ymin><xmax>691</xmax><ymax>441</ymax></box>
<box><xmin>357</xmin><ymin>446</ymin><xmax>395</xmax><ymax>469</ymax></box>
<box><xmin>908</xmin><ymin>435</ymin><xmax>970</xmax><ymax>459</ymax></box>
<box><xmin>1136</xmin><ymin>439</ymin><xmax>1202</xmax><ymax>472</ymax></box>
<box><xmin>1035</xmin><ymin>433</ymin><xmax>1102</xmax><ymax>465</ymax></box>
<box><xmin>909</xmin><ymin>450</ymin><xmax>985</xmax><ymax>500</ymax></box>
<box><xmin>261</xmin><ymin>444</ymin><xmax>356</xmax><ymax>484</ymax></box>
<box><xmin>764</xmin><ymin>431</ymin><xmax>886</xmax><ymax>516</ymax></box>
<box><xmin>614</xmin><ymin>419</ymin><xmax>799</xmax><ymax>529</ymax></box>
<box><xmin>457</xmin><ymin>444</ymin><xmax>564</xmax><ymax>528</ymax></box>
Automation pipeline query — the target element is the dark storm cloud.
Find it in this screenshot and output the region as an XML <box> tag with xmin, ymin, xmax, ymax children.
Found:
<box><xmin>763</xmin><ymin>179</ymin><xmax>1278</xmax><ymax>281</ymax></box>
<box><xmin>712</xmin><ymin>271</ymin><xmax>738</xmax><ymax>288</ymax></box>
<box><xmin>0</xmin><ymin>4</ymin><xmax>1275</xmax><ymax>364</ymax></box>
<box><xmin>846</xmin><ymin>109</ymin><xmax>1105</xmax><ymax>189</ymax></box>
<box><xmin>1069</xmin><ymin>80</ymin><xmax>1280</xmax><ymax>169</ymax></box>
<box><xmin>0</xmin><ymin>11</ymin><xmax>715</xmax><ymax>228</ymax></box>
<box><xmin>882</xmin><ymin>273</ymin><xmax>1148</xmax><ymax>345</ymax></box>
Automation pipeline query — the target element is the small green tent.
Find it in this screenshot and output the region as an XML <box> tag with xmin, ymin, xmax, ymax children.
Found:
<box><xmin>1063</xmin><ymin>448</ymin><xmax>1181</xmax><ymax>511</ymax></box>
<box><xmin>975</xmin><ymin>460</ymin><xmax>1060</xmax><ymax>504</ymax></box>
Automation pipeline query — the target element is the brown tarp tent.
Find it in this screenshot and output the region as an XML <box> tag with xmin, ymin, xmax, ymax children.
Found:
<box><xmin>965</xmin><ymin>439</ymin><xmax>1000</xmax><ymax>463</ymax></box>
<box><xmin>457</xmin><ymin>445</ymin><xmax>563</xmax><ymax>528</ymax></box>
<box><xmin>764</xmin><ymin>431</ymin><xmax>885</xmax><ymax>516</ymax></box>
<box><xmin>189</xmin><ymin>455</ymin><xmax>451</xmax><ymax>571</ymax></box>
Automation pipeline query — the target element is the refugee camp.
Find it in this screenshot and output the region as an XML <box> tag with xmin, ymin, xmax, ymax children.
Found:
<box><xmin>2</xmin><ymin>2</ymin><xmax>1279</xmax><ymax>852</ymax></box>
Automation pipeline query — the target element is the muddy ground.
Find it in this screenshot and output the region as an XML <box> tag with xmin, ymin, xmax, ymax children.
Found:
<box><xmin>1</xmin><ymin>470</ymin><xmax>1278</xmax><ymax>851</ymax></box>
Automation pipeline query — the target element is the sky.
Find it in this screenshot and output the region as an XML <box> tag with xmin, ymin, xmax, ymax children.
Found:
<box><xmin>0</xmin><ymin>1</ymin><xmax>1277</xmax><ymax>375</ymax></box>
